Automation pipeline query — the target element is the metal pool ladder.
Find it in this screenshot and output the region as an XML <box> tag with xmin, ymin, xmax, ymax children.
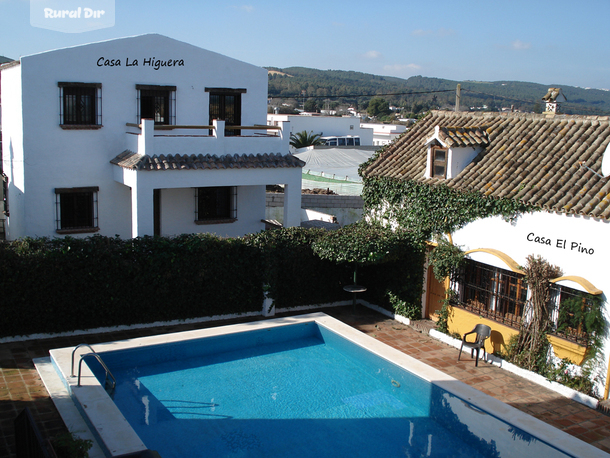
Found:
<box><xmin>71</xmin><ymin>343</ymin><xmax>117</xmax><ymax>392</ymax></box>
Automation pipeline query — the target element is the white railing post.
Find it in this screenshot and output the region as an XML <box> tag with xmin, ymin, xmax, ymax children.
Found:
<box><xmin>213</xmin><ymin>120</ymin><xmax>225</xmax><ymax>139</ymax></box>
<box><xmin>138</xmin><ymin>118</ymin><xmax>155</xmax><ymax>156</ymax></box>
<box><xmin>279</xmin><ymin>121</ymin><xmax>290</xmax><ymax>154</ymax></box>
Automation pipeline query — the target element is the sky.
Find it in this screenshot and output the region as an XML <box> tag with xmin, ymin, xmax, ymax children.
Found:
<box><xmin>1</xmin><ymin>0</ymin><xmax>609</xmax><ymax>90</ymax></box>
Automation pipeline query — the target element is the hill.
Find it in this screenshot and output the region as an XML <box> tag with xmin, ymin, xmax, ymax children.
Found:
<box><xmin>266</xmin><ymin>67</ymin><xmax>610</xmax><ymax>116</ymax></box>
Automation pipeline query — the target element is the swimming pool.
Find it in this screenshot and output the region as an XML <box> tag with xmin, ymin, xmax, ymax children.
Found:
<box><xmin>49</xmin><ymin>313</ymin><xmax>604</xmax><ymax>457</ymax></box>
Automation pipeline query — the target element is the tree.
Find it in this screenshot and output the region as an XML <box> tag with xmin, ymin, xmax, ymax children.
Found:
<box><xmin>289</xmin><ymin>130</ymin><xmax>324</xmax><ymax>149</ymax></box>
<box><xmin>303</xmin><ymin>99</ymin><xmax>319</xmax><ymax>112</ymax></box>
<box><xmin>312</xmin><ymin>221</ymin><xmax>417</xmax><ymax>285</ymax></box>
<box><xmin>508</xmin><ymin>255</ymin><xmax>562</xmax><ymax>373</ymax></box>
<box><xmin>367</xmin><ymin>97</ymin><xmax>391</xmax><ymax>118</ymax></box>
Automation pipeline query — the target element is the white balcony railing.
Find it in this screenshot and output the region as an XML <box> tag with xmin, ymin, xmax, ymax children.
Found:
<box><xmin>126</xmin><ymin>119</ymin><xmax>290</xmax><ymax>157</ymax></box>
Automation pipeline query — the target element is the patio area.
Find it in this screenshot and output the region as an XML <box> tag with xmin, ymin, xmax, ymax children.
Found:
<box><xmin>1</xmin><ymin>304</ymin><xmax>610</xmax><ymax>457</ymax></box>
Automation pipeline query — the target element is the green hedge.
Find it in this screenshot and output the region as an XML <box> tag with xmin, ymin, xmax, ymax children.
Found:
<box><xmin>243</xmin><ymin>227</ymin><xmax>350</xmax><ymax>308</ymax></box>
<box><xmin>0</xmin><ymin>235</ymin><xmax>263</xmax><ymax>337</ymax></box>
<box><xmin>0</xmin><ymin>227</ymin><xmax>425</xmax><ymax>338</ymax></box>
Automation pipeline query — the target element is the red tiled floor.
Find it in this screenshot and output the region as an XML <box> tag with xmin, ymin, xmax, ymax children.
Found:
<box><xmin>1</xmin><ymin>305</ymin><xmax>609</xmax><ymax>457</ymax></box>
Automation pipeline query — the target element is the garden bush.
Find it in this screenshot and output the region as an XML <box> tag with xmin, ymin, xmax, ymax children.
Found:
<box><xmin>0</xmin><ymin>225</ymin><xmax>426</xmax><ymax>338</ymax></box>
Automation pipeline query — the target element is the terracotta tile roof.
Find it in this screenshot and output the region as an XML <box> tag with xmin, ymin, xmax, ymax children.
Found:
<box><xmin>111</xmin><ymin>150</ymin><xmax>305</xmax><ymax>170</ymax></box>
<box><xmin>436</xmin><ymin>126</ymin><xmax>490</xmax><ymax>148</ymax></box>
<box><xmin>0</xmin><ymin>60</ymin><xmax>19</xmax><ymax>70</ymax></box>
<box><xmin>362</xmin><ymin>110</ymin><xmax>610</xmax><ymax>221</ymax></box>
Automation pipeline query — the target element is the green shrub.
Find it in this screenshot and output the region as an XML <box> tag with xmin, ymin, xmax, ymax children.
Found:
<box><xmin>0</xmin><ymin>226</ymin><xmax>426</xmax><ymax>337</ymax></box>
<box><xmin>51</xmin><ymin>432</ymin><xmax>92</xmax><ymax>458</ymax></box>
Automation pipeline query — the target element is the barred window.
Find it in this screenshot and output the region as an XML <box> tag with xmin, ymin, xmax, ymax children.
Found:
<box><xmin>59</xmin><ymin>83</ymin><xmax>102</xmax><ymax>127</ymax></box>
<box><xmin>55</xmin><ymin>187</ymin><xmax>99</xmax><ymax>233</ymax></box>
<box><xmin>136</xmin><ymin>85</ymin><xmax>176</xmax><ymax>125</ymax></box>
<box><xmin>453</xmin><ymin>259</ymin><xmax>528</xmax><ymax>328</ymax></box>
<box><xmin>548</xmin><ymin>284</ymin><xmax>601</xmax><ymax>345</ymax></box>
<box><xmin>195</xmin><ymin>187</ymin><xmax>237</xmax><ymax>223</ymax></box>
<box><xmin>206</xmin><ymin>88</ymin><xmax>245</xmax><ymax>136</ymax></box>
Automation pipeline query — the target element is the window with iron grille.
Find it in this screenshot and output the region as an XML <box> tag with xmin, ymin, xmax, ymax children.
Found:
<box><xmin>58</xmin><ymin>82</ymin><xmax>102</xmax><ymax>127</ymax></box>
<box><xmin>136</xmin><ymin>85</ymin><xmax>176</xmax><ymax>125</ymax></box>
<box><xmin>195</xmin><ymin>187</ymin><xmax>237</xmax><ymax>223</ymax></box>
<box><xmin>548</xmin><ymin>284</ymin><xmax>600</xmax><ymax>345</ymax></box>
<box><xmin>453</xmin><ymin>259</ymin><xmax>528</xmax><ymax>328</ymax></box>
<box><xmin>206</xmin><ymin>88</ymin><xmax>245</xmax><ymax>136</ymax></box>
<box><xmin>55</xmin><ymin>187</ymin><xmax>99</xmax><ymax>233</ymax></box>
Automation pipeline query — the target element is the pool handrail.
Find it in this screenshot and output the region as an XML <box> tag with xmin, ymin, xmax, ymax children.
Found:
<box><xmin>76</xmin><ymin>352</ymin><xmax>117</xmax><ymax>391</ymax></box>
<box><xmin>71</xmin><ymin>343</ymin><xmax>117</xmax><ymax>391</ymax></box>
<box><xmin>71</xmin><ymin>343</ymin><xmax>97</xmax><ymax>377</ymax></box>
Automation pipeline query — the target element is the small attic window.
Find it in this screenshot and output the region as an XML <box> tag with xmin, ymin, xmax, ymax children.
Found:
<box><xmin>432</xmin><ymin>146</ymin><xmax>448</xmax><ymax>178</ymax></box>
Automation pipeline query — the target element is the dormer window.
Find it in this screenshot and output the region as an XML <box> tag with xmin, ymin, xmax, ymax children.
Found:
<box><xmin>425</xmin><ymin>125</ymin><xmax>489</xmax><ymax>180</ymax></box>
<box><xmin>432</xmin><ymin>146</ymin><xmax>448</xmax><ymax>178</ymax></box>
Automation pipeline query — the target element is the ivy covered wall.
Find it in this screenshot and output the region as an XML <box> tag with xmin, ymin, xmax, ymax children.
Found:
<box><xmin>361</xmin><ymin>176</ymin><xmax>534</xmax><ymax>239</ymax></box>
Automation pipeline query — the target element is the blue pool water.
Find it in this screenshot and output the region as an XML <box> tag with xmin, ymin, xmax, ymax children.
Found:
<box><xmin>87</xmin><ymin>322</ymin><xmax>572</xmax><ymax>458</ymax></box>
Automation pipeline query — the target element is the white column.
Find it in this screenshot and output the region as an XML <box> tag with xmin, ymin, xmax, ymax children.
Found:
<box><xmin>138</xmin><ymin>119</ymin><xmax>155</xmax><ymax>156</ymax></box>
<box><xmin>279</xmin><ymin>120</ymin><xmax>290</xmax><ymax>151</ymax></box>
<box><xmin>213</xmin><ymin>119</ymin><xmax>225</xmax><ymax>138</ymax></box>
<box><xmin>130</xmin><ymin>183</ymin><xmax>139</xmax><ymax>238</ymax></box>
<box><xmin>130</xmin><ymin>181</ymin><xmax>155</xmax><ymax>238</ymax></box>
<box><xmin>283</xmin><ymin>181</ymin><xmax>302</xmax><ymax>228</ymax></box>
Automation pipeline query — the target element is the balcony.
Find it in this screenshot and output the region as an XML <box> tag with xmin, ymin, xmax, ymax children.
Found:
<box><xmin>125</xmin><ymin>119</ymin><xmax>290</xmax><ymax>157</ymax></box>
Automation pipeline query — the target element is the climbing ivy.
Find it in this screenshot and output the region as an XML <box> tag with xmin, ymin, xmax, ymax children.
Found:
<box><xmin>361</xmin><ymin>177</ymin><xmax>534</xmax><ymax>239</ymax></box>
<box><xmin>557</xmin><ymin>293</ymin><xmax>604</xmax><ymax>347</ymax></box>
<box><xmin>427</xmin><ymin>238</ymin><xmax>466</xmax><ymax>283</ymax></box>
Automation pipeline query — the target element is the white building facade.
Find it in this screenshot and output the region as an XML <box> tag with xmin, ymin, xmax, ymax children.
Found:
<box><xmin>267</xmin><ymin>114</ymin><xmax>374</xmax><ymax>152</ymax></box>
<box><xmin>363</xmin><ymin>110</ymin><xmax>610</xmax><ymax>398</ymax></box>
<box><xmin>0</xmin><ymin>34</ymin><xmax>303</xmax><ymax>240</ymax></box>
<box><xmin>360</xmin><ymin>122</ymin><xmax>407</xmax><ymax>146</ymax></box>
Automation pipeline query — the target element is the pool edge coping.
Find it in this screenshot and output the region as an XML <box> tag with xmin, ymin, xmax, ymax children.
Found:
<box><xmin>47</xmin><ymin>312</ymin><xmax>607</xmax><ymax>458</ymax></box>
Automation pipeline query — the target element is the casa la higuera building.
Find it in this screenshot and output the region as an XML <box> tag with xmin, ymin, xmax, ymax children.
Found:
<box><xmin>0</xmin><ymin>34</ymin><xmax>304</xmax><ymax>240</ymax></box>
<box><xmin>362</xmin><ymin>107</ymin><xmax>610</xmax><ymax>399</ymax></box>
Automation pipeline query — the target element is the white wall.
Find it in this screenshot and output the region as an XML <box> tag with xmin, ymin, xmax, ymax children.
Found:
<box><xmin>447</xmin><ymin>146</ymin><xmax>482</xmax><ymax>179</ymax></box>
<box><xmin>452</xmin><ymin>211</ymin><xmax>610</xmax><ymax>392</ymax></box>
<box><xmin>1</xmin><ymin>64</ymin><xmax>25</xmax><ymax>239</ymax></box>
<box><xmin>452</xmin><ymin>212</ymin><xmax>608</xmax><ymax>291</ymax></box>
<box><xmin>268</xmin><ymin>114</ymin><xmax>374</xmax><ymax>148</ymax></box>
<box><xmin>3</xmin><ymin>34</ymin><xmax>280</xmax><ymax>239</ymax></box>
<box><xmin>161</xmin><ymin>185</ymin><xmax>265</xmax><ymax>238</ymax></box>
<box><xmin>360</xmin><ymin>122</ymin><xmax>406</xmax><ymax>146</ymax></box>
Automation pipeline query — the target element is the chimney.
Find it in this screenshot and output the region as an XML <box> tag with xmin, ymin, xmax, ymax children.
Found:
<box><xmin>541</xmin><ymin>87</ymin><xmax>566</xmax><ymax>114</ymax></box>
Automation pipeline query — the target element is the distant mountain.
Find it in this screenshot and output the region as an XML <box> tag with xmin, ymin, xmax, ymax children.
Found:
<box><xmin>0</xmin><ymin>56</ymin><xmax>13</xmax><ymax>64</ymax></box>
<box><xmin>266</xmin><ymin>67</ymin><xmax>610</xmax><ymax>116</ymax></box>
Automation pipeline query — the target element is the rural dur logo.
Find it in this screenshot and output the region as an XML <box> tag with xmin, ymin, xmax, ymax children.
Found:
<box><xmin>30</xmin><ymin>0</ymin><xmax>115</xmax><ymax>33</ymax></box>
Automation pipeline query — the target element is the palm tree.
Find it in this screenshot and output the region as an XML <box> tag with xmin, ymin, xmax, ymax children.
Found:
<box><xmin>289</xmin><ymin>130</ymin><xmax>325</xmax><ymax>149</ymax></box>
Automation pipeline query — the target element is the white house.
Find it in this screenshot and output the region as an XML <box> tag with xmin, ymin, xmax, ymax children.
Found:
<box><xmin>0</xmin><ymin>34</ymin><xmax>303</xmax><ymax>240</ymax></box>
<box><xmin>360</xmin><ymin>122</ymin><xmax>407</xmax><ymax>146</ymax></box>
<box><xmin>362</xmin><ymin>109</ymin><xmax>610</xmax><ymax>398</ymax></box>
<box><xmin>267</xmin><ymin>114</ymin><xmax>374</xmax><ymax>151</ymax></box>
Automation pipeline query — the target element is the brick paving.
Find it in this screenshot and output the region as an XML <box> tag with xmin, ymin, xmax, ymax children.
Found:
<box><xmin>1</xmin><ymin>305</ymin><xmax>610</xmax><ymax>457</ymax></box>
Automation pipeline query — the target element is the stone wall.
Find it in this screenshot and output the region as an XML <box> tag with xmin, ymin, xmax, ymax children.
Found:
<box><xmin>266</xmin><ymin>193</ymin><xmax>364</xmax><ymax>226</ymax></box>
<box><xmin>266</xmin><ymin>193</ymin><xmax>363</xmax><ymax>209</ymax></box>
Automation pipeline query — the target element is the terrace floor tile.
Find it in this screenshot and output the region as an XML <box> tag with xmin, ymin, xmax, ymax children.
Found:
<box><xmin>1</xmin><ymin>304</ymin><xmax>609</xmax><ymax>457</ymax></box>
